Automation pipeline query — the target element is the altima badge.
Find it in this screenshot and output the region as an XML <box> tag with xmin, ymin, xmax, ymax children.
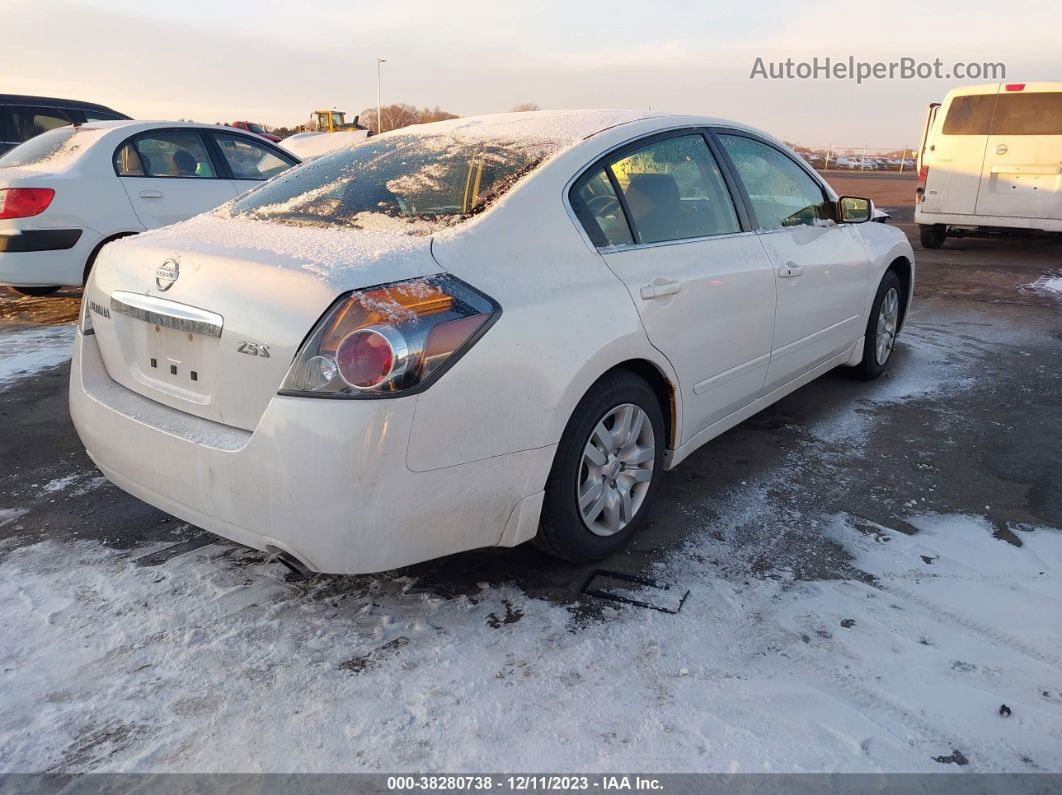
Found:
<box><xmin>155</xmin><ymin>259</ymin><xmax>180</xmax><ymax>291</ymax></box>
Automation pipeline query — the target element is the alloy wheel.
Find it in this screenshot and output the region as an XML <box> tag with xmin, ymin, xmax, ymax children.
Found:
<box><xmin>875</xmin><ymin>287</ymin><xmax>899</xmax><ymax>366</ymax></box>
<box><xmin>577</xmin><ymin>403</ymin><xmax>656</xmax><ymax>537</ymax></box>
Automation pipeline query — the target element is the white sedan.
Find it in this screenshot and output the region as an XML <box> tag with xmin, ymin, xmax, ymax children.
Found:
<box><xmin>0</xmin><ymin>120</ymin><xmax>299</xmax><ymax>295</ymax></box>
<box><xmin>70</xmin><ymin>110</ymin><xmax>914</xmax><ymax>575</ymax></box>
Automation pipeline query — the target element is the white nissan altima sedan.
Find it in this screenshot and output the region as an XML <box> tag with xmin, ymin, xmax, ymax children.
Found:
<box><xmin>69</xmin><ymin>110</ymin><xmax>914</xmax><ymax>575</ymax></box>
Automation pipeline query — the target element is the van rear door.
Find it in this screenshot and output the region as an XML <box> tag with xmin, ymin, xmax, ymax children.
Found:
<box><xmin>974</xmin><ymin>83</ymin><xmax>1062</xmax><ymax>221</ymax></box>
<box><xmin>921</xmin><ymin>84</ymin><xmax>998</xmax><ymax>215</ymax></box>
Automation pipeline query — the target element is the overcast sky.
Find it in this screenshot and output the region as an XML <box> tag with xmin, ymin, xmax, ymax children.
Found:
<box><xmin>5</xmin><ymin>0</ymin><xmax>1059</xmax><ymax>148</ymax></box>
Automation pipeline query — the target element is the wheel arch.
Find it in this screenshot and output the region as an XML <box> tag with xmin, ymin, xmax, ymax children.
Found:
<box><xmin>886</xmin><ymin>255</ymin><xmax>913</xmax><ymax>330</ymax></box>
<box><xmin>569</xmin><ymin>356</ymin><xmax>680</xmax><ymax>454</ymax></box>
<box><xmin>83</xmin><ymin>231</ymin><xmax>139</xmax><ymax>285</ymax></box>
<box><xmin>610</xmin><ymin>359</ymin><xmax>679</xmax><ymax>451</ymax></box>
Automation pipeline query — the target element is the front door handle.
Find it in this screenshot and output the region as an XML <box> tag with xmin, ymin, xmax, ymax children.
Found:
<box><xmin>777</xmin><ymin>263</ymin><xmax>804</xmax><ymax>278</ymax></box>
<box><xmin>139</xmin><ymin>190</ymin><xmax>163</xmax><ymax>199</ymax></box>
<box><xmin>639</xmin><ymin>279</ymin><xmax>682</xmax><ymax>300</ymax></box>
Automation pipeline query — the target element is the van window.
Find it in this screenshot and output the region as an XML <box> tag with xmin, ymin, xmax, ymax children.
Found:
<box><xmin>943</xmin><ymin>92</ymin><xmax>1062</xmax><ymax>136</ymax></box>
<box><xmin>942</xmin><ymin>95</ymin><xmax>997</xmax><ymax>135</ymax></box>
<box><xmin>991</xmin><ymin>92</ymin><xmax>1062</xmax><ymax>135</ymax></box>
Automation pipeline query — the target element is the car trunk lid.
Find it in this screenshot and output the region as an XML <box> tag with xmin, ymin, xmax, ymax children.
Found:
<box><xmin>86</xmin><ymin>214</ymin><xmax>443</xmax><ymax>431</ymax></box>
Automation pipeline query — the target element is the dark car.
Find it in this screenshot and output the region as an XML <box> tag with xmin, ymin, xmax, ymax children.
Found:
<box><xmin>0</xmin><ymin>94</ymin><xmax>130</xmax><ymax>155</ymax></box>
<box><xmin>231</xmin><ymin>121</ymin><xmax>282</xmax><ymax>143</ymax></box>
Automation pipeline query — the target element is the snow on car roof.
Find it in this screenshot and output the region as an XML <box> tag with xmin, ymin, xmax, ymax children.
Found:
<box><xmin>373</xmin><ymin>109</ymin><xmax>664</xmax><ymax>145</ymax></box>
<box><xmin>0</xmin><ymin>125</ymin><xmax>110</xmax><ymax>172</ymax></box>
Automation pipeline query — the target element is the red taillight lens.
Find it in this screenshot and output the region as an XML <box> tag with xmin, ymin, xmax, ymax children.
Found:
<box><xmin>918</xmin><ymin>166</ymin><xmax>929</xmax><ymax>182</ymax></box>
<box><xmin>336</xmin><ymin>328</ymin><xmax>399</xmax><ymax>390</ymax></box>
<box><xmin>0</xmin><ymin>188</ymin><xmax>55</xmax><ymax>220</ymax></box>
<box><xmin>1005</xmin><ymin>83</ymin><xmax>1026</xmax><ymax>92</ymax></box>
<box><xmin>281</xmin><ymin>275</ymin><xmax>497</xmax><ymax>398</ymax></box>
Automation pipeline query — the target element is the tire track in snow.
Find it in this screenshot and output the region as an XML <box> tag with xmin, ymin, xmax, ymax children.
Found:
<box><xmin>874</xmin><ymin>582</ymin><xmax>1062</xmax><ymax>673</ymax></box>
<box><xmin>781</xmin><ymin>642</ymin><xmax>978</xmax><ymax>764</ymax></box>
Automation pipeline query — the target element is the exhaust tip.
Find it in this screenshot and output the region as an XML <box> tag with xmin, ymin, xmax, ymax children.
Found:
<box><xmin>266</xmin><ymin>546</ymin><xmax>315</xmax><ymax>579</ymax></box>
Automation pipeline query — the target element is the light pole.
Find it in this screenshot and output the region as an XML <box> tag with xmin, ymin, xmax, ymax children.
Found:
<box><xmin>376</xmin><ymin>57</ymin><xmax>386</xmax><ymax>133</ymax></box>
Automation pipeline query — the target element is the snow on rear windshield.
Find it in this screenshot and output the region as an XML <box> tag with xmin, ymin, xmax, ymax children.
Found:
<box><xmin>226</xmin><ymin>131</ymin><xmax>560</xmax><ymax>234</ymax></box>
<box><xmin>0</xmin><ymin>126</ymin><xmax>103</xmax><ymax>170</ymax></box>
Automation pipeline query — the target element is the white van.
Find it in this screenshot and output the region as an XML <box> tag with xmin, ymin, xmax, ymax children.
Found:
<box><xmin>915</xmin><ymin>82</ymin><xmax>1062</xmax><ymax>248</ymax></box>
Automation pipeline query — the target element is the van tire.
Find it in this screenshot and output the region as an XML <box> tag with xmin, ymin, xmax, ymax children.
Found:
<box><xmin>919</xmin><ymin>224</ymin><xmax>947</xmax><ymax>249</ymax></box>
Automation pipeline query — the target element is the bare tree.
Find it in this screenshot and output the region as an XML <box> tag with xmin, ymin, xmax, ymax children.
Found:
<box><xmin>510</xmin><ymin>103</ymin><xmax>540</xmax><ymax>112</ymax></box>
<box><xmin>357</xmin><ymin>103</ymin><xmax>460</xmax><ymax>134</ymax></box>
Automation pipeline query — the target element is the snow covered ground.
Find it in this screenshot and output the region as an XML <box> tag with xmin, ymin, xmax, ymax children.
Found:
<box><xmin>2</xmin><ymin>494</ymin><xmax>1059</xmax><ymax>772</ymax></box>
<box><xmin>0</xmin><ymin>323</ymin><xmax>75</xmax><ymax>388</ymax></box>
<box><xmin>1025</xmin><ymin>271</ymin><xmax>1062</xmax><ymax>297</ymax></box>
<box><xmin>1</xmin><ymin>268</ymin><xmax>1059</xmax><ymax>773</ymax></box>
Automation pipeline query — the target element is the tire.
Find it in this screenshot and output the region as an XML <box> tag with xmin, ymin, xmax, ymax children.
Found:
<box><xmin>12</xmin><ymin>285</ymin><xmax>61</xmax><ymax>297</ymax></box>
<box><xmin>919</xmin><ymin>223</ymin><xmax>947</xmax><ymax>249</ymax></box>
<box><xmin>536</xmin><ymin>370</ymin><xmax>666</xmax><ymax>564</ymax></box>
<box><xmin>848</xmin><ymin>270</ymin><xmax>903</xmax><ymax>381</ymax></box>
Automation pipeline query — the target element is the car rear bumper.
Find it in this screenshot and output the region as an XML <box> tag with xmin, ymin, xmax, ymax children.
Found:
<box><xmin>0</xmin><ymin>228</ymin><xmax>82</xmax><ymax>252</ymax></box>
<box><xmin>69</xmin><ymin>331</ymin><xmax>549</xmax><ymax>574</ymax></box>
<box><xmin>914</xmin><ymin>208</ymin><xmax>1062</xmax><ymax>233</ymax></box>
<box><xmin>0</xmin><ymin>229</ymin><xmax>95</xmax><ymax>286</ymax></box>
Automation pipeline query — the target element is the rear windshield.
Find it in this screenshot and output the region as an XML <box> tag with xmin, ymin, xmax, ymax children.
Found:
<box><xmin>226</xmin><ymin>132</ymin><xmax>556</xmax><ymax>234</ymax></box>
<box><xmin>0</xmin><ymin>126</ymin><xmax>101</xmax><ymax>169</ymax></box>
<box><xmin>942</xmin><ymin>92</ymin><xmax>1062</xmax><ymax>136</ymax></box>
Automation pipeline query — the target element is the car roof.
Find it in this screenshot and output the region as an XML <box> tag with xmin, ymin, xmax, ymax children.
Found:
<box><xmin>377</xmin><ymin>109</ymin><xmax>766</xmax><ymax>145</ymax></box>
<box><xmin>0</xmin><ymin>94</ymin><xmax>128</xmax><ymax>115</ymax></box>
<box><xmin>74</xmin><ymin>120</ymin><xmax>262</xmax><ymax>135</ymax></box>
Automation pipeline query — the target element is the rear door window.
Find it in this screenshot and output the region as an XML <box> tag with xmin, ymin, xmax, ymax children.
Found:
<box><xmin>605</xmin><ymin>134</ymin><xmax>740</xmax><ymax>244</ymax></box>
<box><xmin>128</xmin><ymin>131</ymin><xmax>217</xmax><ymax>178</ymax></box>
<box><xmin>113</xmin><ymin>142</ymin><xmax>145</xmax><ymax>176</ymax></box>
<box><xmin>573</xmin><ymin>169</ymin><xmax>634</xmax><ymax>246</ymax></box>
<box><xmin>8</xmin><ymin>106</ymin><xmax>74</xmax><ymax>143</ymax></box>
<box><xmin>211</xmin><ymin>132</ymin><xmax>295</xmax><ymax>180</ymax></box>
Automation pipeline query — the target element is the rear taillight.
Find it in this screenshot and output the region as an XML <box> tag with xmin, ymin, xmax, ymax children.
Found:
<box><xmin>915</xmin><ymin>166</ymin><xmax>929</xmax><ymax>203</ymax></box>
<box><xmin>280</xmin><ymin>275</ymin><xmax>498</xmax><ymax>398</ymax></box>
<box><xmin>1005</xmin><ymin>83</ymin><xmax>1026</xmax><ymax>92</ymax></box>
<box><xmin>0</xmin><ymin>188</ymin><xmax>55</xmax><ymax>220</ymax></box>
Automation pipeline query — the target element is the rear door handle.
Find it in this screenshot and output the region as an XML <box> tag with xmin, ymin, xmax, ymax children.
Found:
<box><xmin>139</xmin><ymin>190</ymin><xmax>163</xmax><ymax>199</ymax></box>
<box><xmin>777</xmin><ymin>263</ymin><xmax>803</xmax><ymax>278</ymax></box>
<box><xmin>639</xmin><ymin>279</ymin><xmax>682</xmax><ymax>300</ymax></box>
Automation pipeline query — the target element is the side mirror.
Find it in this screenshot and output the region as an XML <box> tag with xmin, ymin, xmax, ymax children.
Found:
<box><xmin>839</xmin><ymin>196</ymin><xmax>871</xmax><ymax>223</ymax></box>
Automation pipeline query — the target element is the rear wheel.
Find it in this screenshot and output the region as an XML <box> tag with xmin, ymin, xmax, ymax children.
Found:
<box><xmin>12</xmin><ymin>285</ymin><xmax>61</xmax><ymax>297</ymax></box>
<box><xmin>536</xmin><ymin>370</ymin><xmax>665</xmax><ymax>563</ymax></box>
<box><xmin>849</xmin><ymin>270</ymin><xmax>902</xmax><ymax>381</ymax></box>
<box><xmin>919</xmin><ymin>223</ymin><xmax>947</xmax><ymax>249</ymax></box>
